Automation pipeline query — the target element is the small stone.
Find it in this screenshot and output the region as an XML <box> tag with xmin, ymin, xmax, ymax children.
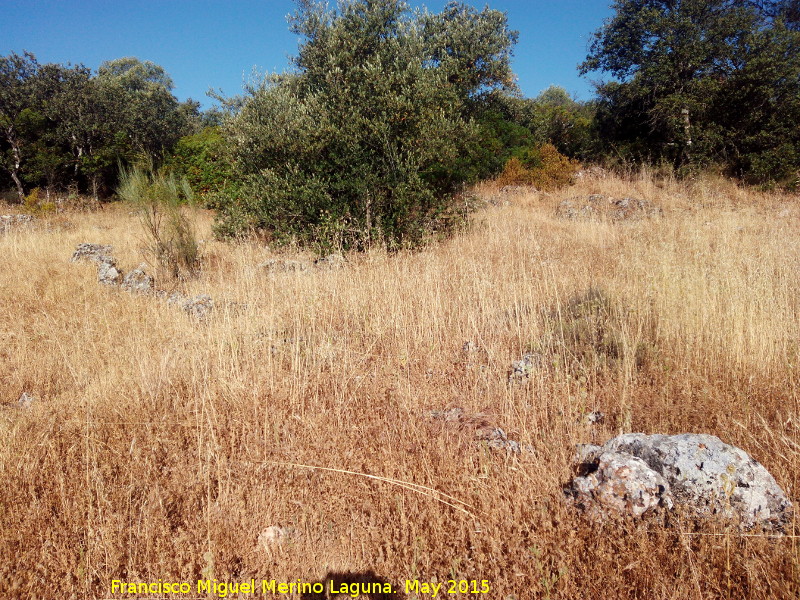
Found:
<box><xmin>509</xmin><ymin>353</ymin><xmax>544</xmax><ymax>381</ymax></box>
<box><xmin>580</xmin><ymin>411</ymin><xmax>605</xmax><ymax>425</ymax></box>
<box><xmin>97</xmin><ymin>258</ymin><xmax>123</xmax><ymax>285</ymax></box>
<box><xmin>259</xmin><ymin>258</ymin><xmax>310</xmax><ymax>273</ymax></box>
<box><xmin>70</xmin><ymin>243</ymin><xmax>113</xmax><ymax>263</ymax></box>
<box><xmin>0</xmin><ymin>214</ymin><xmax>35</xmax><ymax>233</ymax></box>
<box><xmin>429</xmin><ymin>407</ymin><xmax>465</xmax><ymax>422</ymax></box>
<box><xmin>121</xmin><ymin>264</ymin><xmax>154</xmax><ymax>294</ymax></box>
<box><xmin>17</xmin><ymin>392</ymin><xmax>35</xmax><ymax>409</ymax></box>
<box><xmin>462</xmin><ymin>341</ymin><xmax>477</xmax><ymax>353</ymax></box>
<box><xmin>181</xmin><ymin>294</ymin><xmax>214</xmax><ymax>320</ymax></box>
<box><xmin>314</xmin><ymin>253</ymin><xmax>346</xmax><ymax>270</ymax></box>
<box><xmin>257</xmin><ymin>526</ymin><xmax>296</xmax><ymax>552</ymax></box>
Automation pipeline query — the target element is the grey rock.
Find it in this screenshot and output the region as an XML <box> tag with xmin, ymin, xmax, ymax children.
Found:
<box><xmin>509</xmin><ymin>352</ymin><xmax>544</xmax><ymax>382</ymax></box>
<box><xmin>610</xmin><ymin>197</ymin><xmax>663</xmax><ymax>221</ymax></box>
<box><xmin>567</xmin><ymin>450</ymin><xmax>674</xmax><ymax>519</ymax></box>
<box><xmin>580</xmin><ymin>411</ymin><xmax>605</xmax><ymax>425</ymax></box>
<box><xmin>181</xmin><ymin>294</ymin><xmax>214</xmax><ymax>320</ymax></box>
<box><xmin>429</xmin><ymin>407</ymin><xmax>465</xmax><ymax>422</ymax></box>
<box><xmin>70</xmin><ymin>243</ymin><xmax>113</xmax><ymax>263</ymax></box>
<box><xmin>475</xmin><ymin>425</ymin><xmax>525</xmax><ymax>454</ymax></box>
<box><xmin>97</xmin><ymin>258</ymin><xmax>123</xmax><ymax>285</ymax></box>
<box><xmin>17</xmin><ymin>392</ymin><xmax>35</xmax><ymax>409</ymax></box>
<box><xmin>0</xmin><ymin>214</ymin><xmax>35</xmax><ymax>233</ymax></box>
<box><xmin>557</xmin><ymin>195</ymin><xmax>661</xmax><ymax>222</ymax></box>
<box><xmin>568</xmin><ymin>433</ymin><xmax>793</xmax><ymax>529</ymax></box>
<box><xmin>314</xmin><ymin>253</ymin><xmax>346</xmax><ymax>270</ymax></box>
<box><xmin>121</xmin><ymin>264</ymin><xmax>154</xmax><ymax>294</ymax></box>
<box><xmin>602</xmin><ymin>433</ymin><xmax>793</xmax><ymax>529</ymax></box>
<box><xmin>259</xmin><ymin>258</ymin><xmax>310</xmax><ymax>273</ymax></box>
<box><xmin>575</xmin><ymin>443</ymin><xmax>602</xmax><ymax>462</ymax></box>
<box><xmin>166</xmin><ymin>291</ymin><xmax>187</xmax><ymax>306</ymax></box>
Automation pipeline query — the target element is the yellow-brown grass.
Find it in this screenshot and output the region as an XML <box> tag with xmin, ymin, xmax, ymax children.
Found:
<box><xmin>0</xmin><ymin>171</ymin><xmax>798</xmax><ymax>599</ymax></box>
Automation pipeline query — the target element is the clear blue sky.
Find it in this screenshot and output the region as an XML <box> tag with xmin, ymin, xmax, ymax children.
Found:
<box><xmin>3</xmin><ymin>0</ymin><xmax>613</xmax><ymax>108</ymax></box>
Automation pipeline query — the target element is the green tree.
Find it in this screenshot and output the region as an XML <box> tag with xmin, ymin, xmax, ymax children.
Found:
<box><xmin>582</xmin><ymin>0</ymin><xmax>800</xmax><ymax>182</ymax></box>
<box><xmin>0</xmin><ymin>52</ymin><xmax>40</xmax><ymax>201</ymax></box>
<box><xmin>217</xmin><ymin>0</ymin><xmax>517</xmax><ymax>250</ymax></box>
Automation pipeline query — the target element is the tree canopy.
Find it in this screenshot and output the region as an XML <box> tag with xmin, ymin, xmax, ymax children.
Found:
<box><xmin>581</xmin><ymin>0</ymin><xmax>800</xmax><ymax>182</ymax></box>
<box><xmin>215</xmin><ymin>0</ymin><xmax>518</xmax><ymax>249</ymax></box>
<box><xmin>0</xmin><ymin>53</ymin><xmax>198</xmax><ymax>200</ymax></box>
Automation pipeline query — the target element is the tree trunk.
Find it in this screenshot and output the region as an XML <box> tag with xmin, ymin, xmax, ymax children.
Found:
<box><xmin>5</xmin><ymin>128</ymin><xmax>25</xmax><ymax>202</ymax></box>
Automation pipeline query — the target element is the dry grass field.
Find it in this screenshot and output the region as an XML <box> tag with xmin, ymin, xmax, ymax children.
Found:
<box><xmin>0</xmin><ymin>171</ymin><xmax>798</xmax><ymax>599</ymax></box>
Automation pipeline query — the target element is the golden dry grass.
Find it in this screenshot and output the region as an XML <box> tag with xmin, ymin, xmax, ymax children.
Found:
<box><xmin>0</xmin><ymin>171</ymin><xmax>798</xmax><ymax>599</ymax></box>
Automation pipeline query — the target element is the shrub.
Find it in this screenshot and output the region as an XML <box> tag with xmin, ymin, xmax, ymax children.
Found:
<box><xmin>496</xmin><ymin>143</ymin><xmax>579</xmax><ymax>190</ymax></box>
<box><xmin>165</xmin><ymin>127</ymin><xmax>229</xmax><ymax>203</ymax></box>
<box><xmin>117</xmin><ymin>162</ymin><xmax>199</xmax><ymax>279</ymax></box>
<box><xmin>214</xmin><ymin>0</ymin><xmax>517</xmax><ymax>251</ymax></box>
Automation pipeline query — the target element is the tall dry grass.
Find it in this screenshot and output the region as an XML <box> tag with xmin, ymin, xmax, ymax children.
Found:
<box><xmin>0</xmin><ymin>171</ymin><xmax>798</xmax><ymax>599</ymax></box>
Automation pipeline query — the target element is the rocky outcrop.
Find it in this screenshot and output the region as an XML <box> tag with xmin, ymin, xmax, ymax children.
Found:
<box><xmin>97</xmin><ymin>257</ymin><xmax>123</xmax><ymax>285</ymax></box>
<box><xmin>259</xmin><ymin>258</ymin><xmax>310</xmax><ymax>272</ymax></box>
<box><xmin>168</xmin><ymin>292</ymin><xmax>214</xmax><ymax>320</ymax></box>
<box><xmin>0</xmin><ymin>214</ymin><xmax>35</xmax><ymax>233</ymax></box>
<box><xmin>567</xmin><ymin>433</ymin><xmax>793</xmax><ymax>529</ymax></box>
<box><xmin>70</xmin><ymin>243</ymin><xmax>213</xmax><ymax>319</ymax></box>
<box><xmin>121</xmin><ymin>264</ymin><xmax>154</xmax><ymax>294</ymax></box>
<box><xmin>70</xmin><ymin>243</ymin><xmax>113</xmax><ymax>263</ymax></box>
<box><xmin>314</xmin><ymin>253</ymin><xmax>346</xmax><ymax>270</ymax></box>
<box><xmin>557</xmin><ymin>194</ymin><xmax>662</xmax><ymax>222</ymax></box>
<box><xmin>259</xmin><ymin>253</ymin><xmax>347</xmax><ymax>273</ymax></box>
<box><xmin>567</xmin><ymin>450</ymin><xmax>673</xmax><ymax>519</ymax></box>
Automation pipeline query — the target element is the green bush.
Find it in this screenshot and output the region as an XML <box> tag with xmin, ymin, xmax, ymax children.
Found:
<box><xmin>165</xmin><ymin>127</ymin><xmax>229</xmax><ymax>203</ymax></box>
<box><xmin>117</xmin><ymin>162</ymin><xmax>199</xmax><ymax>279</ymax></box>
<box><xmin>214</xmin><ymin>0</ymin><xmax>517</xmax><ymax>251</ymax></box>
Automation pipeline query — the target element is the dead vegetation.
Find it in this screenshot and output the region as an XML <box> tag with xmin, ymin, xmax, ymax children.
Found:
<box><xmin>0</xmin><ymin>170</ymin><xmax>798</xmax><ymax>599</ymax></box>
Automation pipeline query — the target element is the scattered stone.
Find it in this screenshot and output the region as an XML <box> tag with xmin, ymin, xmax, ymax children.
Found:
<box><xmin>121</xmin><ymin>263</ymin><xmax>154</xmax><ymax>294</ymax></box>
<box><xmin>17</xmin><ymin>392</ymin><xmax>35</xmax><ymax>409</ymax></box>
<box><xmin>556</xmin><ymin>195</ymin><xmax>661</xmax><ymax>222</ymax></box>
<box><xmin>0</xmin><ymin>214</ymin><xmax>35</xmax><ymax>233</ymax></box>
<box><xmin>70</xmin><ymin>243</ymin><xmax>113</xmax><ymax>263</ymax></box>
<box><xmin>475</xmin><ymin>425</ymin><xmax>522</xmax><ymax>453</ymax></box>
<box><xmin>499</xmin><ymin>184</ymin><xmax>537</xmax><ymax>195</ymax></box>
<box><xmin>259</xmin><ymin>258</ymin><xmax>310</xmax><ymax>273</ymax></box>
<box><xmin>579</xmin><ymin>411</ymin><xmax>605</xmax><ymax>425</ymax></box>
<box><xmin>430</xmin><ymin>407</ymin><xmax>531</xmax><ymax>454</ymax></box>
<box><xmin>573</xmin><ymin>166</ymin><xmax>609</xmax><ymax>180</ymax></box>
<box><xmin>97</xmin><ymin>258</ymin><xmax>123</xmax><ymax>286</ymax></box>
<box><xmin>180</xmin><ymin>294</ymin><xmax>214</xmax><ymax>320</ymax></box>
<box><xmin>509</xmin><ymin>353</ymin><xmax>544</xmax><ymax>382</ymax></box>
<box><xmin>462</xmin><ymin>341</ymin><xmax>478</xmax><ymax>353</ymax></box>
<box><xmin>257</xmin><ymin>526</ymin><xmax>296</xmax><ymax>552</ymax></box>
<box><xmin>567</xmin><ymin>433</ymin><xmax>793</xmax><ymax>529</ymax></box>
<box><xmin>429</xmin><ymin>407</ymin><xmax>465</xmax><ymax>422</ymax></box>
<box><xmin>610</xmin><ymin>197</ymin><xmax>663</xmax><ymax>221</ymax></box>
<box><xmin>567</xmin><ymin>450</ymin><xmax>674</xmax><ymax>519</ymax></box>
<box><xmin>314</xmin><ymin>253</ymin><xmax>346</xmax><ymax>270</ymax></box>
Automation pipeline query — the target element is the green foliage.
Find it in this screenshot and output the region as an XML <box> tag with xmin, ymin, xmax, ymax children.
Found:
<box><xmin>0</xmin><ymin>52</ymin><xmax>199</xmax><ymax>200</ymax></box>
<box><xmin>117</xmin><ymin>162</ymin><xmax>199</xmax><ymax>279</ymax></box>
<box><xmin>582</xmin><ymin>0</ymin><xmax>800</xmax><ymax>183</ymax></box>
<box><xmin>165</xmin><ymin>127</ymin><xmax>229</xmax><ymax>203</ymax></box>
<box><xmin>215</xmin><ymin>0</ymin><xmax>517</xmax><ymax>250</ymax></box>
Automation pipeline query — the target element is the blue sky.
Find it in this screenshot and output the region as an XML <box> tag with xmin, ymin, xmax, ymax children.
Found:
<box><xmin>3</xmin><ymin>0</ymin><xmax>614</xmax><ymax>108</ymax></box>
